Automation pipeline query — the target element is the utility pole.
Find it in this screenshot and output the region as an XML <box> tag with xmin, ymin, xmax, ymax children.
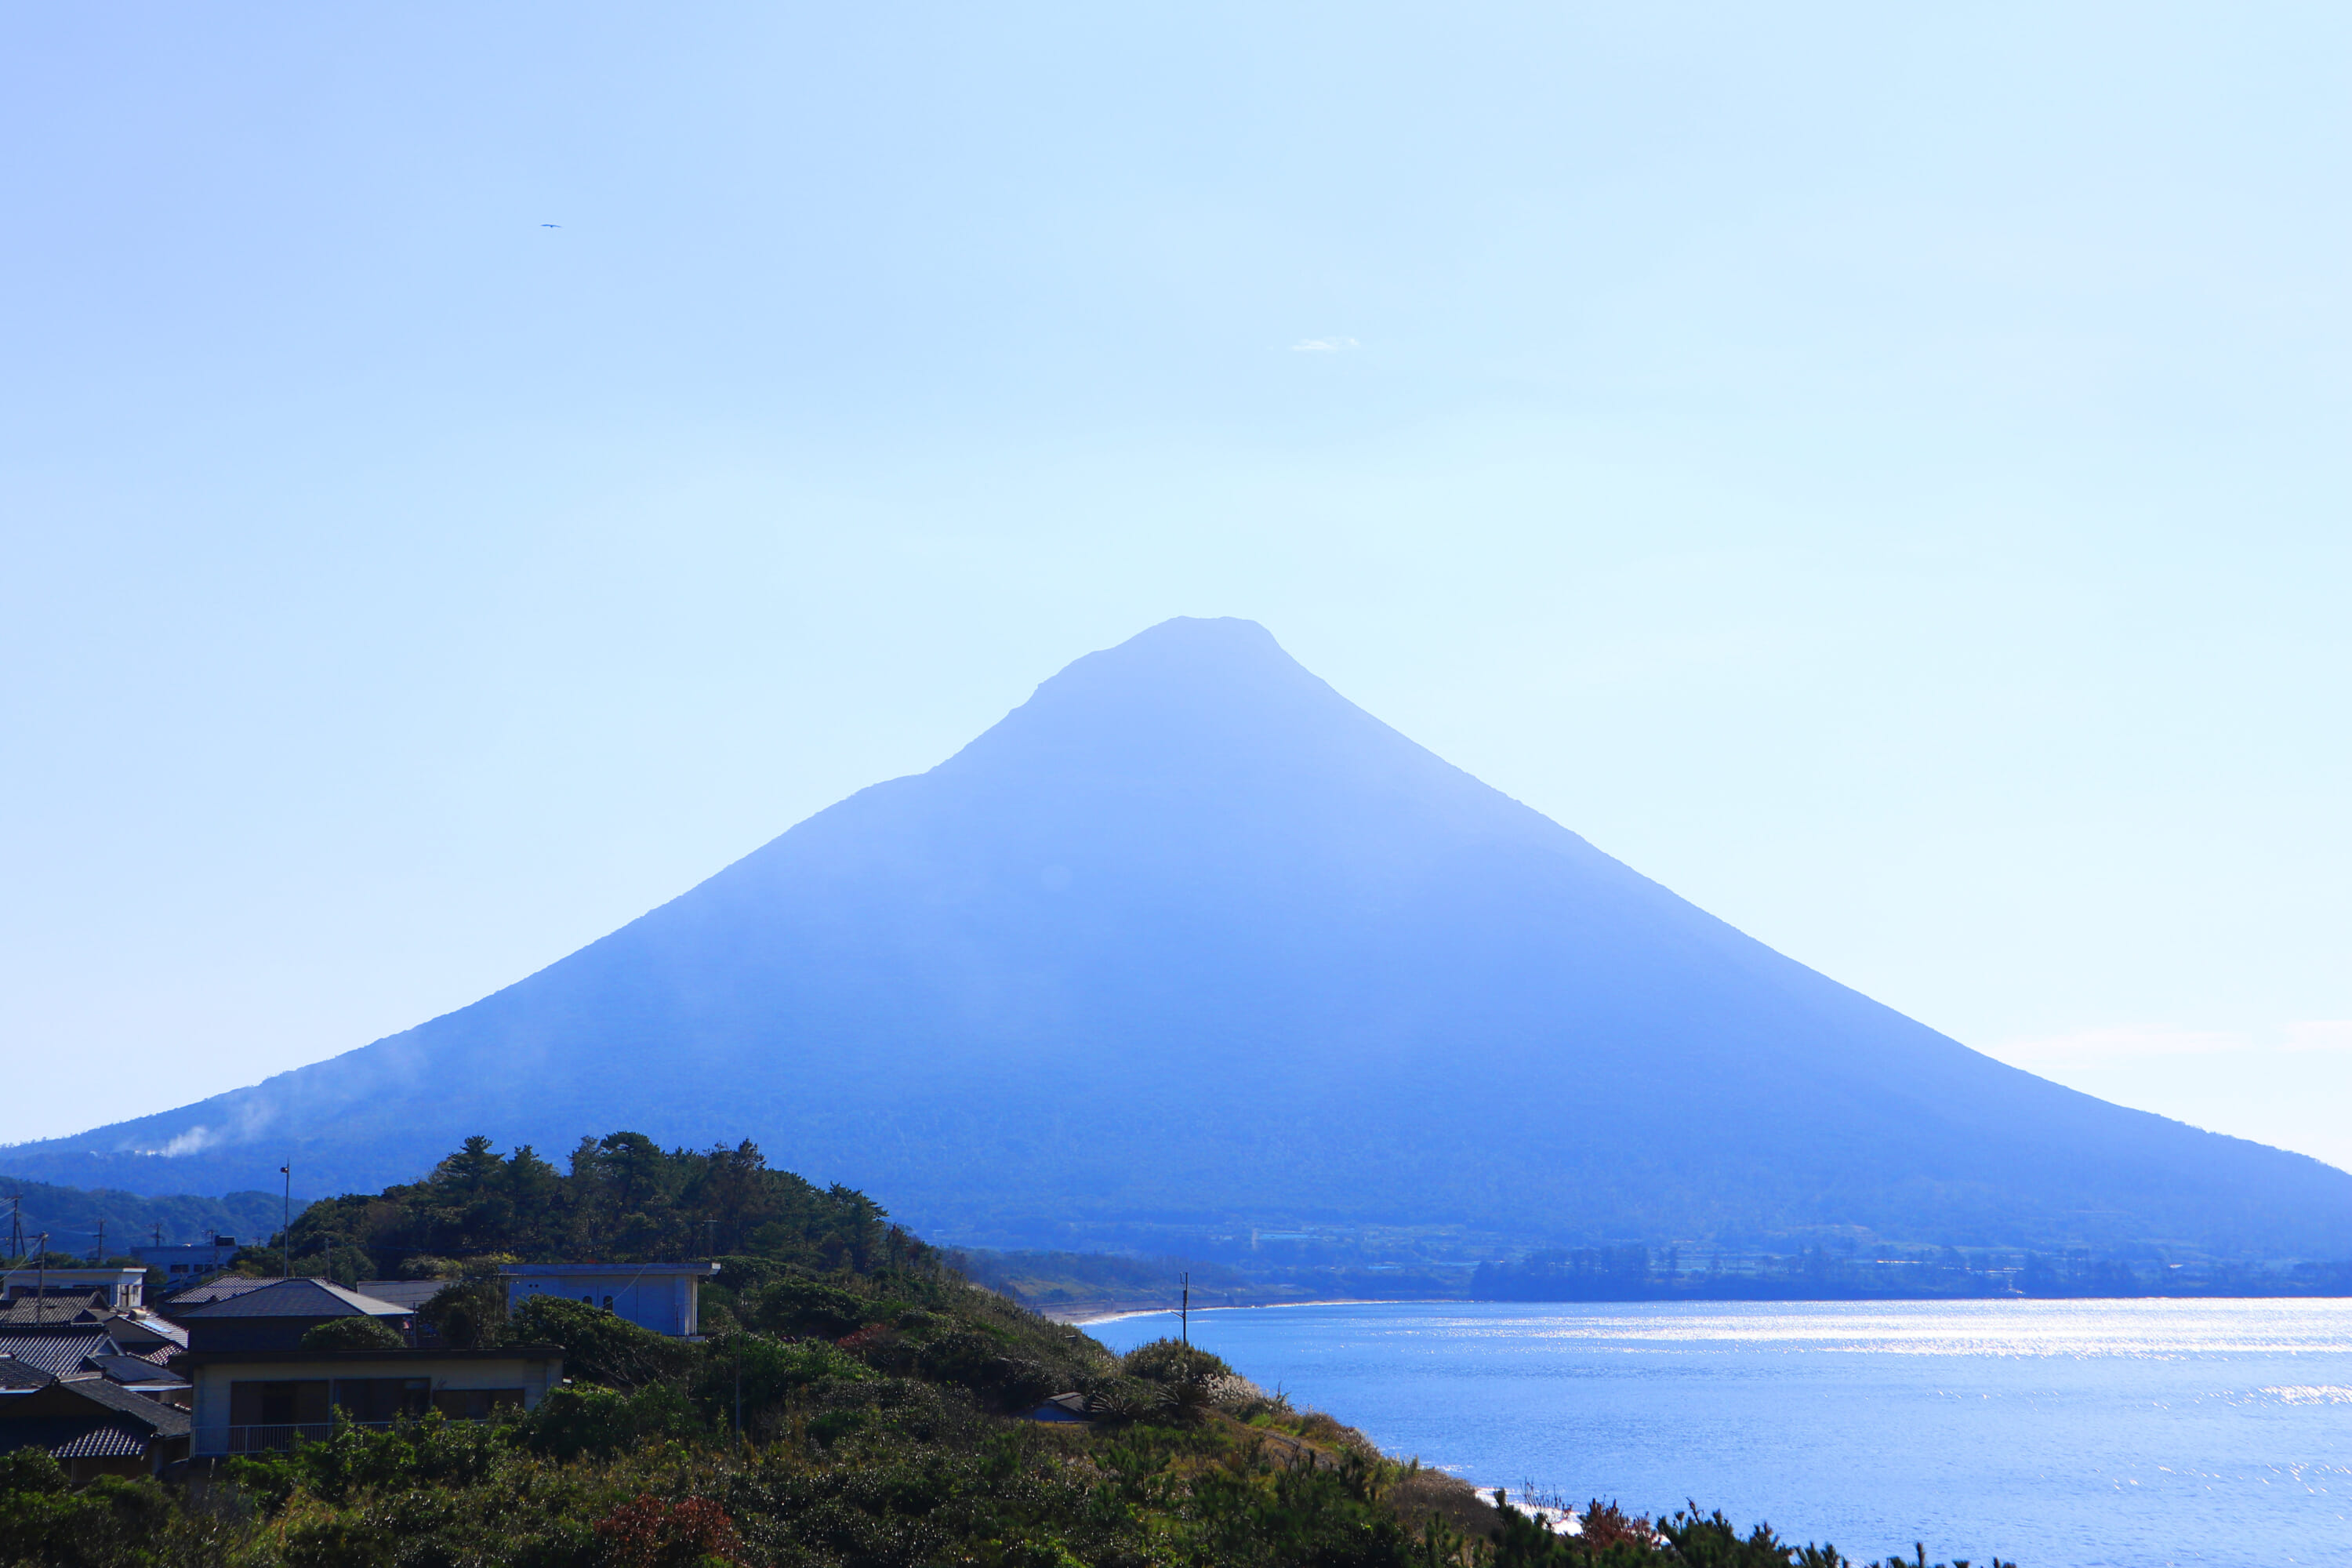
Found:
<box><xmin>34</xmin><ymin>1236</ymin><xmax>48</xmax><ymax>1326</ymax></box>
<box><xmin>152</xmin><ymin>1223</ymin><xmax>163</xmax><ymax>1249</ymax></box>
<box><xmin>95</xmin><ymin>1219</ymin><xmax>104</xmax><ymax>1265</ymax></box>
<box><xmin>5</xmin><ymin>1195</ymin><xmax>20</xmax><ymax>1263</ymax></box>
<box><xmin>280</xmin><ymin>1163</ymin><xmax>292</xmax><ymax>1279</ymax></box>
<box><xmin>1181</xmin><ymin>1271</ymin><xmax>1189</xmax><ymax>1345</ymax></box>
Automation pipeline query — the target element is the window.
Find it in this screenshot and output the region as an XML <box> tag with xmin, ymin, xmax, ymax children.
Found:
<box><xmin>602</xmin><ymin>1295</ymin><xmax>614</xmax><ymax>1309</ymax></box>
<box><xmin>230</xmin><ymin>1379</ymin><xmax>329</xmax><ymax>1426</ymax></box>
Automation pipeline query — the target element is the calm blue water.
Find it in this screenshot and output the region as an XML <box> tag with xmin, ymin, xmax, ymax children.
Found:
<box><xmin>1087</xmin><ymin>1299</ymin><xmax>2352</xmax><ymax>1567</ymax></box>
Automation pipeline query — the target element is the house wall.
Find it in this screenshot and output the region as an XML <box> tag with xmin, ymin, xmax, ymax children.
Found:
<box><xmin>506</xmin><ymin>1272</ymin><xmax>700</xmax><ymax>1336</ymax></box>
<box><xmin>188</xmin><ymin>1355</ymin><xmax>563</xmax><ymax>1457</ymax></box>
<box><xmin>0</xmin><ymin>1269</ymin><xmax>144</xmax><ymax>1309</ymax></box>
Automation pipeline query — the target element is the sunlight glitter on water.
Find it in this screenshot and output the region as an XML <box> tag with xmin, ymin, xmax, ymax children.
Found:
<box><xmin>1090</xmin><ymin>1299</ymin><xmax>2352</xmax><ymax>1568</ymax></box>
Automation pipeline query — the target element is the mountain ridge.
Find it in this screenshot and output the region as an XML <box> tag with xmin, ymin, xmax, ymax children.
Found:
<box><xmin>13</xmin><ymin>616</ymin><xmax>2350</xmax><ymax>1258</ymax></box>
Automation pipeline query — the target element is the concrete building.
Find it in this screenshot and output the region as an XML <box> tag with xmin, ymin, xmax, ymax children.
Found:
<box><xmin>503</xmin><ymin>1262</ymin><xmax>717</xmax><ymax>1337</ymax></box>
<box><xmin>0</xmin><ymin>1267</ymin><xmax>147</xmax><ymax>1312</ymax></box>
<box><xmin>129</xmin><ymin>1239</ymin><xmax>238</xmax><ymax>1283</ymax></box>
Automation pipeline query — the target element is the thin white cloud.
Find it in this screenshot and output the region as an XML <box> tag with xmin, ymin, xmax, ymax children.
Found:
<box><xmin>1290</xmin><ymin>336</ymin><xmax>1360</xmax><ymax>353</ymax></box>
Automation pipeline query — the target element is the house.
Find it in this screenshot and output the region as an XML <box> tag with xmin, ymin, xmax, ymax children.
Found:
<box><xmin>503</xmin><ymin>1262</ymin><xmax>718</xmax><ymax>1337</ymax></box>
<box><xmin>0</xmin><ymin>1358</ymin><xmax>53</xmax><ymax>1396</ymax></box>
<box><xmin>169</xmin><ymin>1278</ymin><xmax>412</xmax><ymax>1353</ymax></box>
<box><xmin>0</xmin><ymin>1267</ymin><xmax>147</xmax><ymax>1312</ymax></box>
<box><xmin>0</xmin><ymin>1375</ymin><xmax>191</xmax><ymax>1480</ymax></box>
<box><xmin>350</xmin><ymin>1279</ymin><xmax>448</xmax><ymax>1312</ymax></box>
<box><xmin>0</xmin><ymin>1308</ymin><xmax>189</xmax><ymax>1404</ymax></box>
<box><xmin>129</xmin><ymin>1238</ymin><xmax>238</xmax><ymax>1283</ymax></box>
<box><xmin>179</xmin><ymin>1343</ymin><xmax>564</xmax><ymax>1456</ymax></box>
<box><xmin>157</xmin><ymin>1276</ymin><xmax>274</xmax><ymax>1314</ymax></box>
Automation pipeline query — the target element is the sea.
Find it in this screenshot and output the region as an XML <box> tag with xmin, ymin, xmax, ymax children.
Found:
<box><xmin>1084</xmin><ymin>1299</ymin><xmax>2352</xmax><ymax>1568</ymax></box>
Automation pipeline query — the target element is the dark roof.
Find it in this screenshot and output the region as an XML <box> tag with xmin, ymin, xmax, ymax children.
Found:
<box><xmin>173</xmin><ymin>1279</ymin><xmax>409</xmax><ymax>1320</ymax></box>
<box><xmin>160</xmin><ymin>1276</ymin><xmax>273</xmax><ymax>1309</ymax></box>
<box><xmin>48</xmin><ymin>1377</ymin><xmax>191</xmax><ymax>1433</ymax></box>
<box><xmin>0</xmin><ymin>1358</ymin><xmax>53</xmax><ymax>1392</ymax></box>
<box><xmin>0</xmin><ymin>1377</ymin><xmax>189</xmax><ymax>1436</ymax></box>
<box><xmin>88</xmin><ymin>1354</ymin><xmax>187</xmax><ymax>1388</ymax></box>
<box><xmin>100</xmin><ymin>1314</ymin><xmax>186</xmax><ymax>1351</ymax></box>
<box><xmin>0</xmin><ymin>1332</ymin><xmax>110</xmax><ymax>1380</ymax></box>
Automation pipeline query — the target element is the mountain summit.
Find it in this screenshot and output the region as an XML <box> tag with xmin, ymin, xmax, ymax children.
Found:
<box><xmin>15</xmin><ymin>617</ymin><xmax>2350</xmax><ymax>1255</ymax></box>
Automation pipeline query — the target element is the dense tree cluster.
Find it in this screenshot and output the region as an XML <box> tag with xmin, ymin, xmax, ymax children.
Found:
<box><xmin>275</xmin><ymin>1132</ymin><xmax>906</xmax><ymax>1283</ymax></box>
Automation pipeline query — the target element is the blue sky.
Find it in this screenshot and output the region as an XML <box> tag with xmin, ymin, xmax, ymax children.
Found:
<box><xmin>5</xmin><ymin>4</ymin><xmax>2348</xmax><ymax>1169</ymax></box>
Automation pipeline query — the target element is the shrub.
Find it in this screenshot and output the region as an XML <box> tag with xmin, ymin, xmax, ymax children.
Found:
<box><xmin>520</xmin><ymin>1382</ymin><xmax>699</xmax><ymax>1461</ymax></box>
<box><xmin>0</xmin><ymin>1473</ymin><xmax>180</xmax><ymax>1568</ymax></box>
<box><xmin>299</xmin><ymin>1314</ymin><xmax>406</xmax><ymax>1350</ymax></box>
<box><xmin>1120</xmin><ymin>1338</ymin><xmax>1233</xmax><ymax>1385</ymax></box>
<box><xmin>749</xmin><ymin>1276</ymin><xmax>871</xmax><ymax>1339</ymax></box>
<box><xmin>595</xmin><ymin>1494</ymin><xmax>742</xmax><ymax>1567</ymax></box>
<box><xmin>421</xmin><ymin>1276</ymin><xmax>510</xmax><ymax>1348</ymax></box>
<box><xmin>510</xmin><ymin>1294</ymin><xmax>690</xmax><ymax>1388</ymax></box>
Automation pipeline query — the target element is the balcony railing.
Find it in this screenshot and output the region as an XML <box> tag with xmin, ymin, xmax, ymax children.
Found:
<box><xmin>226</xmin><ymin>1421</ymin><xmax>392</xmax><ymax>1453</ymax></box>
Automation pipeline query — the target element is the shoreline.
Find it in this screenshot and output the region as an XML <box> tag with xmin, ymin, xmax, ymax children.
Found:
<box><xmin>1054</xmin><ymin>1290</ymin><xmax>2349</xmax><ymax>1326</ymax></box>
<box><xmin>1060</xmin><ymin>1296</ymin><xmax>1414</xmax><ymax>1326</ymax></box>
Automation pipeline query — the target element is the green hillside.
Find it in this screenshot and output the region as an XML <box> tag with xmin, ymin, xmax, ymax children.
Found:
<box><xmin>0</xmin><ymin>1174</ymin><xmax>280</xmax><ymax>1262</ymax></box>
<box><xmin>0</xmin><ymin>1131</ymin><xmax>2005</xmax><ymax>1568</ymax></box>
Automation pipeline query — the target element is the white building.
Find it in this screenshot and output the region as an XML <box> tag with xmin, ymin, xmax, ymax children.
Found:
<box><xmin>0</xmin><ymin>1267</ymin><xmax>146</xmax><ymax>1312</ymax></box>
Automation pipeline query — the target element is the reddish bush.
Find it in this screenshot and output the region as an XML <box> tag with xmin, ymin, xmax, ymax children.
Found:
<box><xmin>593</xmin><ymin>1494</ymin><xmax>742</xmax><ymax>1567</ymax></box>
<box><xmin>836</xmin><ymin>1323</ymin><xmax>893</xmax><ymax>1354</ymax></box>
<box><xmin>1578</xmin><ymin>1499</ymin><xmax>1653</xmax><ymax>1551</ymax></box>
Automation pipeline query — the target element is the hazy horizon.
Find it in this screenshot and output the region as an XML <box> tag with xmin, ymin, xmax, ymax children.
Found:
<box><xmin>5</xmin><ymin>5</ymin><xmax>2348</xmax><ymax>1175</ymax></box>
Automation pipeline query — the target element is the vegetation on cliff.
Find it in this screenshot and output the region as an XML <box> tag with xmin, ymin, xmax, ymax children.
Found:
<box><xmin>5</xmin><ymin>1134</ymin><xmax>2006</xmax><ymax>1568</ymax></box>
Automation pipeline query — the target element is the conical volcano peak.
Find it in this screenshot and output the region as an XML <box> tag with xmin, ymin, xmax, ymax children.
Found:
<box><xmin>942</xmin><ymin>615</ymin><xmax>1389</xmax><ymax>782</ymax></box>
<box><xmin>1022</xmin><ymin>615</ymin><xmax>1316</xmax><ymax>710</ymax></box>
<box><xmin>13</xmin><ymin>620</ymin><xmax>2349</xmax><ymax>1262</ymax></box>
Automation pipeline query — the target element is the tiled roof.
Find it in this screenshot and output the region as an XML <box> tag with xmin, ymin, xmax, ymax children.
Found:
<box><xmin>0</xmin><ymin>1416</ymin><xmax>151</xmax><ymax>1458</ymax></box>
<box><xmin>50</xmin><ymin>1376</ymin><xmax>191</xmax><ymax>1434</ymax></box>
<box><xmin>49</xmin><ymin>1421</ymin><xmax>157</xmax><ymax>1460</ymax></box>
<box><xmin>0</xmin><ymin>1357</ymin><xmax>53</xmax><ymax>1391</ymax></box>
<box><xmin>174</xmin><ymin>1279</ymin><xmax>409</xmax><ymax>1319</ymax></box>
<box><xmin>160</xmin><ymin>1277</ymin><xmax>273</xmax><ymax>1309</ymax></box>
<box><xmin>0</xmin><ymin>1332</ymin><xmax>110</xmax><ymax>1380</ymax></box>
<box><xmin>0</xmin><ymin>1294</ymin><xmax>111</xmax><ymax>1327</ymax></box>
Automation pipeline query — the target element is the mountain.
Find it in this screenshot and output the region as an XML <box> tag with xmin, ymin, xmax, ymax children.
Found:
<box><xmin>9</xmin><ymin>617</ymin><xmax>2349</xmax><ymax>1258</ymax></box>
<box><xmin>0</xmin><ymin>1174</ymin><xmax>284</xmax><ymax>1257</ymax></box>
